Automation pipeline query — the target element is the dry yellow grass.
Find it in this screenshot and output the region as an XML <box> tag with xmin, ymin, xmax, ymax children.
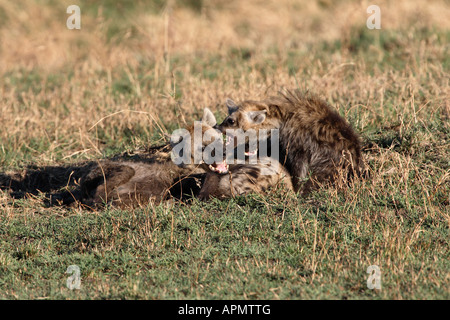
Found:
<box><xmin>0</xmin><ymin>0</ymin><xmax>448</xmax><ymax>300</ymax></box>
<box><xmin>0</xmin><ymin>0</ymin><xmax>448</xmax><ymax>165</ymax></box>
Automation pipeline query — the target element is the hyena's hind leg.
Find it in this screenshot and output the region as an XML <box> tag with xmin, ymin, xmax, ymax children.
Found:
<box><xmin>198</xmin><ymin>173</ymin><xmax>221</xmax><ymax>201</ymax></box>
<box><xmin>80</xmin><ymin>161</ymin><xmax>136</xmax><ymax>207</ymax></box>
<box><xmin>299</xmin><ymin>156</ymin><xmax>362</xmax><ymax>196</ymax></box>
<box><xmin>298</xmin><ymin>171</ymin><xmax>335</xmax><ymax>196</ymax></box>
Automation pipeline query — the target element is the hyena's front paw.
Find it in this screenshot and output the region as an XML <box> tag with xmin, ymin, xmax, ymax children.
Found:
<box><xmin>198</xmin><ymin>191</ymin><xmax>211</xmax><ymax>201</ymax></box>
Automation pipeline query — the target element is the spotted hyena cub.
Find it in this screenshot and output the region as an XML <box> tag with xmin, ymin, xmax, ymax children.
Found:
<box><xmin>170</xmin><ymin>108</ymin><xmax>292</xmax><ymax>200</ymax></box>
<box><xmin>80</xmin><ymin>146</ymin><xmax>205</xmax><ymax>208</ymax></box>
<box><xmin>218</xmin><ymin>90</ymin><xmax>363</xmax><ymax>194</ymax></box>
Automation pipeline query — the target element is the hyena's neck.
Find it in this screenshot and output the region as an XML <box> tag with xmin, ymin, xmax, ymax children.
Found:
<box><xmin>274</xmin><ymin>121</ymin><xmax>311</xmax><ymax>182</ymax></box>
<box><xmin>256</xmin><ymin>127</ymin><xmax>300</xmax><ymax>172</ymax></box>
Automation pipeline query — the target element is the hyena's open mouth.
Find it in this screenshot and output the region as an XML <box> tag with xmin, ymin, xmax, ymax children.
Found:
<box><xmin>224</xmin><ymin>133</ymin><xmax>258</xmax><ymax>157</ymax></box>
<box><xmin>208</xmin><ymin>160</ymin><xmax>229</xmax><ymax>174</ymax></box>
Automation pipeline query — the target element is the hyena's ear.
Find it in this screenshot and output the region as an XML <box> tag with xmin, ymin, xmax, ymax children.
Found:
<box><xmin>169</xmin><ymin>130</ymin><xmax>185</xmax><ymax>146</ymax></box>
<box><xmin>246</xmin><ymin>110</ymin><xmax>267</xmax><ymax>125</ymax></box>
<box><xmin>170</xmin><ymin>127</ymin><xmax>192</xmax><ymax>146</ymax></box>
<box><xmin>226</xmin><ymin>98</ymin><xmax>239</xmax><ymax>115</ymax></box>
<box><xmin>202</xmin><ymin>108</ymin><xmax>217</xmax><ymax>127</ymax></box>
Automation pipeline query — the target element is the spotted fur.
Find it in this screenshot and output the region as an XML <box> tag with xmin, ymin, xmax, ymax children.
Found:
<box><xmin>80</xmin><ymin>160</ymin><xmax>204</xmax><ymax>208</ymax></box>
<box><xmin>176</xmin><ymin>108</ymin><xmax>293</xmax><ymax>200</ymax></box>
<box><xmin>198</xmin><ymin>159</ymin><xmax>292</xmax><ymax>201</ymax></box>
<box><xmin>219</xmin><ymin>90</ymin><xmax>363</xmax><ymax>194</ymax></box>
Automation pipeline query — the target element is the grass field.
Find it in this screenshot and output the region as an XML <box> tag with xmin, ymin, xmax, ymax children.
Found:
<box><xmin>0</xmin><ymin>0</ymin><xmax>449</xmax><ymax>299</ymax></box>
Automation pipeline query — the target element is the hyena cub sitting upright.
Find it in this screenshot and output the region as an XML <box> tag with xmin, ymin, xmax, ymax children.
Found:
<box><xmin>218</xmin><ymin>90</ymin><xmax>363</xmax><ymax>194</ymax></box>
<box><xmin>170</xmin><ymin>108</ymin><xmax>292</xmax><ymax>201</ymax></box>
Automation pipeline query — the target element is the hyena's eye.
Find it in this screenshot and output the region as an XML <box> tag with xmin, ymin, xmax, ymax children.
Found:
<box><xmin>227</xmin><ymin>118</ymin><xmax>235</xmax><ymax>125</ymax></box>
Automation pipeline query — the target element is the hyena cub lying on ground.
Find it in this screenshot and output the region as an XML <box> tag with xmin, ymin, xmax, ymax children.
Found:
<box><xmin>79</xmin><ymin>146</ymin><xmax>205</xmax><ymax>208</ymax></box>
<box><xmin>0</xmin><ymin>144</ymin><xmax>204</xmax><ymax>208</ymax></box>
<box><xmin>171</xmin><ymin>108</ymin><xmax>292</xmax><ymax>200</ymax></box>
<box><xmin>218</xmin><ymin>90</ymin><xmax>364</xmax><ymax>194</ymax></box>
